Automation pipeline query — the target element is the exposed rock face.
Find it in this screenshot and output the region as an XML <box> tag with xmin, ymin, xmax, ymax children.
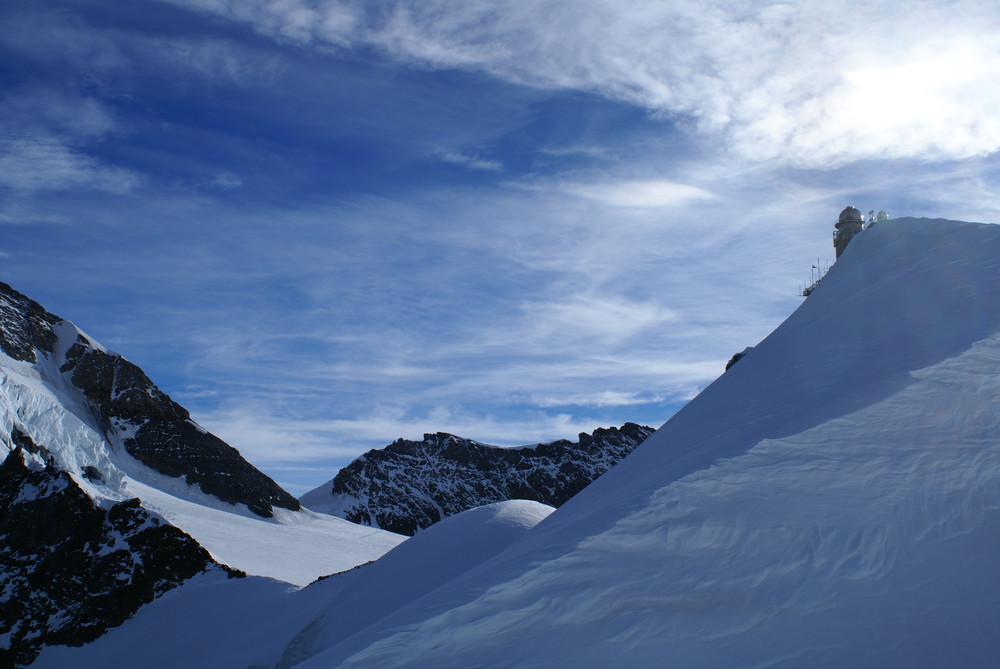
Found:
<box><xmin>0</xmin><ymin>280</ymin><xmax>60</xmax><ymax>363</ymax></box>
<box><xmin>725</xmin><ymin>346</ymin><xmax>753</xmax><ymax>371</ymax></box>
<box><xmin>0</xmin><ymin>447</ymin><xmax>239</xmax><ymax>669</ymax></box>
<box><xmin>312</xmin><ymin>423</ymin><xmax>654</xmax><ymax>536</ymax></box>
<box><xmin>0</xmin><ymin>281</ymin><xmax>298</xmax><ymax>518</ymax></box>
<box><xmin>59</xmin><ymin>340</ymin><xmax>299</xmax><ymax>517</ymax></box>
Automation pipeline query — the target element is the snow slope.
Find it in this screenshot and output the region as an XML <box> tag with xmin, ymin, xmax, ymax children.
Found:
<box><xmin>0</xmin><ymin>295</ymin><xmax>403</xmax><ymax>586</ymax></box>
<box><xmin>33</xmin><ymin>500</ymin><xmax>553</xmax><ymax>669</ymax></box>
<box><xmin>294</xmin><ymin>218</ymin><xmax>1000</xmax><ymax>667</ymax></box>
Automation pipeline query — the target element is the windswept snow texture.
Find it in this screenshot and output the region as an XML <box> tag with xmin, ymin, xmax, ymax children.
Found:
<box><xmin>301</xmin><ymin>424</ymin><xmax>652</xmax><ymax>535</ymax></box>
<box><xmin>32</xmin><ymin>500</ymin><xmax>553</xmax><ymax>669</ymax></box>
<box><xmin>297</xmin><ymin>219</ymin><xmax>1000</xmax><ymax>668</ymax></box>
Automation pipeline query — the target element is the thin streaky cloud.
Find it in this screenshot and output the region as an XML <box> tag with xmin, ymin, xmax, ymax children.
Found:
<box><xmin>0</xmin><ymin>136</ymin><xmax>141</xmax><ymax>193</ymax></box>
<box><xmin>164</xmin><ymin>0</ymin><xmax>1000</xmax><ymax>166</ymax></box>
<box><xmin>437</xmin><ymin>149</ymin><xmax>503</xmax><ymax>171</ymax></box>
<box><xmin>560</xmin><ymin>179</ymin><xmax>715</xmax><ymax>209</ymax></box>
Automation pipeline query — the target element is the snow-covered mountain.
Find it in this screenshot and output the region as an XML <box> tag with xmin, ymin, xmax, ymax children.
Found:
<box><xmin>0</xmin><ymin>282</ymin><xmax>404</xmax><ymax>666</ymax></box>
<box><xmin>300</xmin><ymin>423</ymin><xmax>654</xmax><ymax>535</ymax></box>
<box><xmin>26</xmin><ymin>216</ymin><xmax>1000</xmax><ymax>668</ymax></box>
<box><xmin>0</xmin><ymin>281</ymin><xmax>294</xmax><ymax>517</ymax></box>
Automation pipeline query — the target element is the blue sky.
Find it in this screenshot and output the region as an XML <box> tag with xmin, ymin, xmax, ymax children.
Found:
<box><xmin>3</xmin><ymin>0</ymin><xmax>999</xmax><ymax>495</ymax></box>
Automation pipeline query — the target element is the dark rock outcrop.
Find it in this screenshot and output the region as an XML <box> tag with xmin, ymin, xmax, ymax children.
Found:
<box><xmin>0</xmin><ymin>281</ymin><xmax>60</xmax><ymax>363</ymax></box>
<box><xmin>59</xmin><ymin>340</ymin><xmax>299</xmax><ymax>517</ymax></box>
<box><xmin>0</xmin><ymin>281</ymin><xmax>298</xmax><ymax>518</ymax></box>
<box><xmin>316</xmin><ymin>423</ymin><xmax>654</xmax><ymax>535</ymax></box>
<box><xmin>725</xmin><ymin>346</ymin><xmax>754</xmax><ymax>371</ymax></box>
<box><xmin>0</xmin><ymin>447</ymin><xmax>240</xmax><ymax>669</ymax></box>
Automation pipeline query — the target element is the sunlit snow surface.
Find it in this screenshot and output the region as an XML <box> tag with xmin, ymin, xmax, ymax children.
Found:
<box><xmin>29</xmin><ymin>219</ymin><xmax>1000</xmax><ymax>667</ymax></box>
<box><xmin>127</xmin><ymin>479</ymin><xmax>404</xmax><ymax>586</ymax></box>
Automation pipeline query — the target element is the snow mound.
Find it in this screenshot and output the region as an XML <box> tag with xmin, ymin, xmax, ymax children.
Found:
<box><xmin>32</xmin><ymin>572</ymin><xmax>322</xmax><ymax>669</ymax></box>
<box><xmin>279</xmin><ymin>500</ymin><xmax>554</xmax><ymax>667</ymax></box>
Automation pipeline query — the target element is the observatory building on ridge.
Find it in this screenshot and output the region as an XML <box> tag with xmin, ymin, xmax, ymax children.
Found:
<box><xmin>803</xmin><ymin>205</ymin><xmax>889</xmax><ymax>297</ymax></box>
<box><xmin>833</xmin><ymin>206</ymin><xmax>889</xmax><ymax>259</ymax></box>
<box><xmin>833</xmin><ymin>206</ymin><xmax>864</xmax><ymax>259</ymax></box>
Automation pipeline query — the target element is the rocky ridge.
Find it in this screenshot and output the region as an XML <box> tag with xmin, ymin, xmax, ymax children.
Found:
<box><xmin>303</xmin><ymin>423</ymin><xmax>655</xmax><ymax>535</ymax></box>
<box><xmin>0</xmin><ymin>281</ymin><xmax>298</xmax><ymax>518</ymax></box>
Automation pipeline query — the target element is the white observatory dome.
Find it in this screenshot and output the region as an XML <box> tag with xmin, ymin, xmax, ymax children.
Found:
<box><xmin>838</xmin><ymin>206</ymin><xmax>864</xmax><ymax>226</ymax></box>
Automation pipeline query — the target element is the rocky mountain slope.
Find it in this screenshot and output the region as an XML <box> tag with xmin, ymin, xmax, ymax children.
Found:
<box><xmin>0</xmin><ymin>447</ymin><xmax>237</xmax><ymax>668</ymax></box>
<box><xmin>0</xmin><ymin>281</ymin><xmax>298</xmax><ymax>518</ymax></box>
<box><xmin>301</xmin><ymin>423</ymin><xmax>654</xmax><ymax>535</ymax></box>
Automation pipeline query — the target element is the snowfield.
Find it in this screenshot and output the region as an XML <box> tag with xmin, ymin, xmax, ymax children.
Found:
<box><xmin>29</xmin><ymin>217</ymin><xmax>1000</xmax><ymax>667</ymax></box>
<box><xmin>125</xmin><ymin>479</ymin><xmax>404</xmax><ymax>586</ymax></box>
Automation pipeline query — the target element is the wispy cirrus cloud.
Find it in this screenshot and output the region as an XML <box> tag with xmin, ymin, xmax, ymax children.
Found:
<box><xmin>532</xmin><ymin>391</ymin><xmax>665</xmax><ymax>409</ymax></box>
<box><xmin>0</xmin><ymin>136</ymin><xmax>141</xmax><ymax>193</ymax></box>
<box><xmin>194</xmin><ymin>397</ymin><xmax>607</xmax><ymax>493</ymax></box>
<box><xmin>436</xmin><ymin>149</ymin><xmax>503</xmax><ymax>171</ymax></box>
<box><xmin>559</xmin><ymin>179</ymin><xmax>715</xmax><ymax>209</ymax></box>
<box><xmin>165</xmin><ymin>0</ymin><xmax>1000</xmax><ymax>166</ymax></box>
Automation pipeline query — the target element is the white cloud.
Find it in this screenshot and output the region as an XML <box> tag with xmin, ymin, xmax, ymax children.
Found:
<box><xmin>0</xmin><ymin>136</ymin><xmax>141</xmax><ymax>193</ymax></box>
<box><xmin>207</xmin><ymin>171</ymin><xmax>244</xmax><ymax>189</ymax></box>
<box><xmin>561</xmin><ymin>179</ymin><xmax>715</xmax><ymax>208</ymax></box>
<box><xmin>2</xmin><ymin>88</ymin><xmax>118</xmax><ymax>140</ymax></box>
<box><xmin>165</xmin><ymin>0</ymin><xmax>1000</xmax><ymax>166</ymax></box>
<box><xmin>517</xmin><ymin>294</ymin><xmax>679</xmax><ymax>348</ymax></box>
<box><xmin>194</xmin><ymin>398</ymin><xmax>606</xmax><ymax>469</ymax></box>
<box><xmin>533</xmin><ymin>390</ymin><xmax>663</xmax><ymax>408</ymax></box>
<box><xmin>437</xmin><ymin>149</ymin><xmax>503</xmax><ymax>171</ymax></box>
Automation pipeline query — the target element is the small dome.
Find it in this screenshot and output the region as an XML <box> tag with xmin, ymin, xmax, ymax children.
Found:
<box><xmin>838</xmin><ymin>206</ymin><xmax>864</xmax><ymax>225</ymax></box>
<box><xmin>876</xmin><ymin>210</ymin><xmax>889</xmax><ymax>221</ymax></box>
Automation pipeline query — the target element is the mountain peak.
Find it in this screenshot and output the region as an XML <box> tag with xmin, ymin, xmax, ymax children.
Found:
<box><xmin>0</xmin><ymin>280</ymin><xmax>298</xmax><ymax>517</ymax></box>
<box><xmin>0</xmin><ymin>280</ymin><xmax>61</xmax><ymax>363</ymax></box>
<box><xmin>302</xmin><ymin>423</ymin><xmax>655</xmax><ymax>535</ymax></box>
